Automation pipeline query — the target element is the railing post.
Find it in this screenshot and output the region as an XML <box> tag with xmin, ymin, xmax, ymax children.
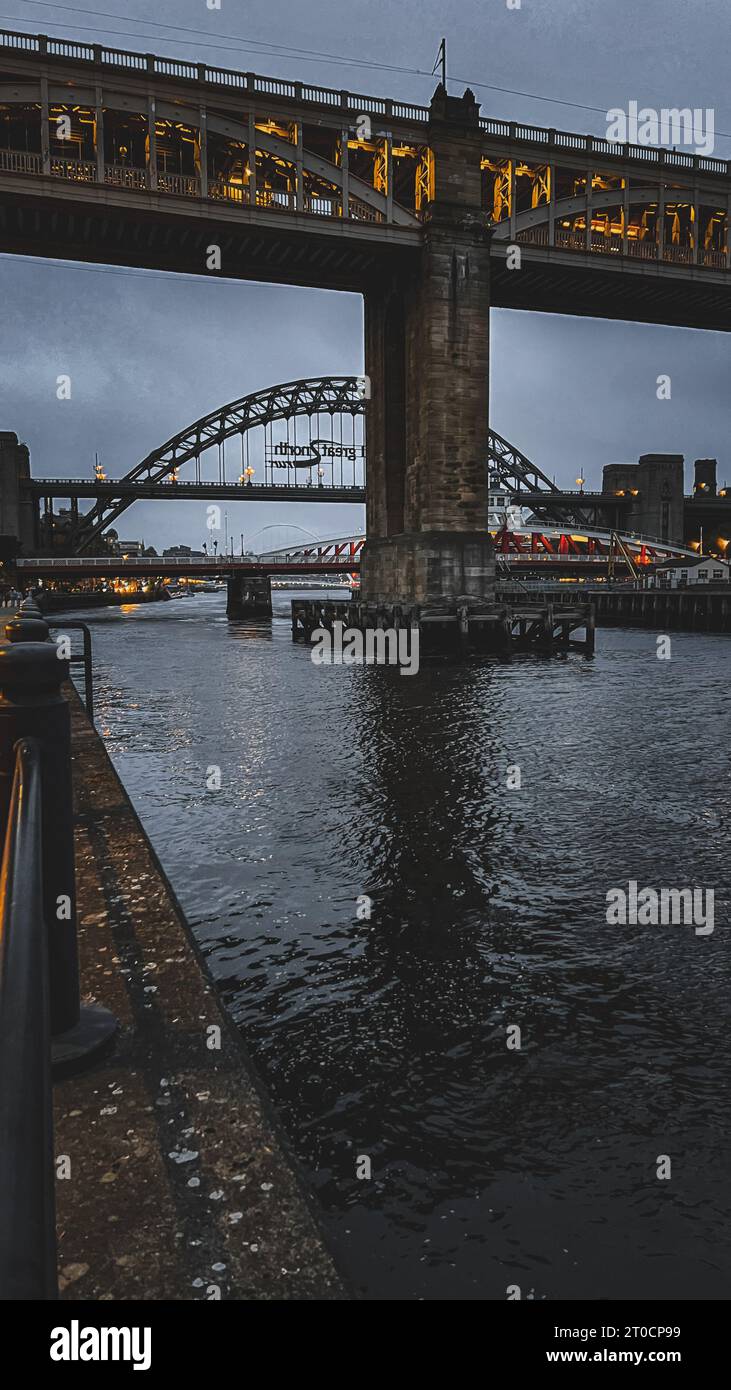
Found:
<box><xmin>0</xmin><ymin>737</ymin><xmax>57</xmax><ymax>1301</ymax></box>
<box><xmin>0</xmin><ymin>616</ymin><xmax>116</xmax><ymax>1071</ymax></box>
<box><xmin>0</xmin><ymin>623</ymin><xmax>78</xmax><ymax>1036</ymax></box>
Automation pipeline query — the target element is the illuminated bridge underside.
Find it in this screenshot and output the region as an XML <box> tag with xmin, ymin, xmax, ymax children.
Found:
<box><xmin>2</xmin><ymin>30</ymin><xmax>731</xmax><ymax>323</ymax></box>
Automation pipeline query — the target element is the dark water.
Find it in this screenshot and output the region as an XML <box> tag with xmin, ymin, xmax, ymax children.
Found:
<box><xmin>74</xmin><ymin>592</ymin><xmax>730</xmax><ymax>1300</ymax></box>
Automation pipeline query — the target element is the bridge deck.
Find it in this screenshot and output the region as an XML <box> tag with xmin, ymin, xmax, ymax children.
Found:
<box><xmin>28</xmin><ymin>480</ymin><xmax>366</xmax><ymax>503</ymax></box>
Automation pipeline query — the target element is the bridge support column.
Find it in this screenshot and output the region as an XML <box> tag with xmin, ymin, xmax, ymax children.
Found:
<box><xmin>226</xmin><ymin>574</ymin><xmax>272</xmax><ymax>619</ymax></box>
<box><xmin>361</xmin><ymin>85</ymin><xmax>494</xmax><ymax>608</ymax></box>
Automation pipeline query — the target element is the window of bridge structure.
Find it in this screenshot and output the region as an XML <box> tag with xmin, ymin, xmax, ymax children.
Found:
<box><xmin>589</xmin><ymin>171</ymin><xmax>624</xmax><ymax>253</ymax></box>
<box><xmin>0</xmin><ymin>101</ymin><xmax>41</xmax><ymax>160</ymax></box>
<box><xmin>481</xmin><ymin>158</ymin><xmax>511</xmax><ymax>223</ymax></box>
<box><xmin>253</xmin><ymin>118</ymin><xmax>297</xmax><ymax>212</ymax></box>
<box><xmin>207</xmin><ymin>131</ymin><xmax>249</xmax><ymax>204</ymax></box>
<box><xmin>626</xmin><ymin>198</ymin><xmax>658</xmax><ymax>258</ymax></box>
<box><xmin>103</xmin><ymin>109</ymin><xmax>148</xmax><ymax>187</ymax></box>
<box><xmin>154</xmin><ymin>120</ymin><xmax>198</xmax><ymax>187</ymax></box>
<box><xmin>699</xmin><ymin>203</ymin><xmax>727</xmax><ymax>268</ymax></box>
<box><xmin>662</xmin><ymin>193</ymin><xmax>695</xmax><ymax>264</ymax></box>
<box><xmin>48</xmin><ymin>105</ymin><xmax>95</xmax><ymax>176</ymax></box>
<box><xmin>337</xmin><ymin>128</ymin><xmax>389</xmax><ymax>221</ymax></box>
<box><xmin>552</xmin><ymin>166</ymin><xmax>587</xmax><ymax>249</ymax></box>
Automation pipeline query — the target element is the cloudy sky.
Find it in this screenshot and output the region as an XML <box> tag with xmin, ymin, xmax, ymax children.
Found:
<box><xmin>1</xmin><ymin>0</ymin><xmax>730</xmax><ymax>550</ymax></box>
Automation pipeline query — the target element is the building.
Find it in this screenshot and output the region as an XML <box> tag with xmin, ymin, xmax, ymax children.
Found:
<box><xmin>648</xmin><ymin>556</ymin><xmax>731</xmax><ymax>588</ymax></box>
<box><xmin>162</xmin><ymin>544</ymin><xmax>205</xmax><ymax>558</ymax></box>
<box><xmin>602</xmin><ymin>454</ymin><xmax>685</xmax><ymax>544</ymax></box>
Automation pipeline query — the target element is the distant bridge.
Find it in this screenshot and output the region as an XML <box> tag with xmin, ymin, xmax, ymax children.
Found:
<box><xmin>15</xmin><ymin>374</ymin><xmax>727</xmax><ymax>562</ymax></box>
<box><xmin>28</xmin><ymin>377</ymin><xmax>623</xmax><ymax>551</ymax></box>
<box><xmin>17</xmin><ymin>555</ymin><xmax>360</xmax><ymax>580</ymax></box>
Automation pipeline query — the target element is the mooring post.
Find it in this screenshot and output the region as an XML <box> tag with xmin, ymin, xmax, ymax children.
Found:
<box><xmin>0</xmin><ymin>618</ymin><xmax>117</xmax><ymax>1073</ymax></box>
<box><xmin>586</xmin><ymin>604</ymin><xmax>596</xmax><ymax>653</ymax></box>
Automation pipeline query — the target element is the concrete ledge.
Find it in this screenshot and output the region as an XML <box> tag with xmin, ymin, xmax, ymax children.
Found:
<box><xmin>54</xmin><ymin>686</ymin><xmax>346</xmax><ymax>1301</ymax></box>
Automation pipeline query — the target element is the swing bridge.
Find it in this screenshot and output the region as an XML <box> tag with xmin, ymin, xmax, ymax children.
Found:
<box><xmin>32</xmin><ymin>376</ymin><xmax>368</xmax><ymax>552</ymax></box>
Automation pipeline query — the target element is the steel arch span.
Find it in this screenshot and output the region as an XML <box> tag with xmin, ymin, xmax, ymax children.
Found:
<box><xmin>75</xmin><ymin>375</ymin><xmax>366</xmax><ymax>551</ymax></box>
<box><xmin>73</xmin><ymin>372</ymin><xmax>589</xmax><ymax>550</ymax></box>
<box><xmin>486</xmin><ymin>430</ymin><xmax>591</xmax><ymax>527</ymax></box>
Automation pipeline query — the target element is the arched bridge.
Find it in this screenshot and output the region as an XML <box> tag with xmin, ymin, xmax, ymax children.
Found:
<box><xmin>68</xmin><ymin>376</ymin><xmax>367</xmax><ymax>550</ymax></box>
<box><xmin>30</xmin><ymin>375</ymin><xmax>596</xmax><ymax>551</ymax></box>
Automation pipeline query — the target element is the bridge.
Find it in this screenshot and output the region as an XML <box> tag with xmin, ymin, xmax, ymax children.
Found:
<box><xmin>4</xmin><ymin>375</ymin><xmax>727</xmax><ymax>561</ymax></box>
<box><xmin>9</xmin><ymin>378</ymin><xmax>582</xmax><ymax>551</ymax></box>
<box><xmin>16</xmin><ymin>554</ymin><xmax>360</xmax><ymax>578</ymax></box>
<box><xmin>1</xmin><ymin>27</ymin><xmax>730</xmax><ymax>327</ymax></box>
<box><xmin>3</xmin><ymin>28</ymin><xmax>731</xmax><ymax>612</ymax></box>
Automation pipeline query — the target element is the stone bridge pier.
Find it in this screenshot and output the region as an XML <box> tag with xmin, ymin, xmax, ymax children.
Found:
<box><xmin>226</xmin><ymin>573</ymin><xmax>272</xmax><ymax>619</ymax></box>
<box><xmin>361</xmin><ymin>85</ymin><xmax>494</xmax><ymax>608</ymax></box>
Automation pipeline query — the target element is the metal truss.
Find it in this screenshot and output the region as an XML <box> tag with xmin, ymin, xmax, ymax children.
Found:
<box><xmin>75</xmin><ymin>374</ymin><xmax>590</xmax><ymax>550</ymax></box>
<box><xmin>75</xmin><ymin>376</ymin><xmax>365</xmax><ymax>551</ymax></box>
<box><xmin>487</xmin><ymin>429</ymin><xmax>591</xmax><ymax>526</ymax></box>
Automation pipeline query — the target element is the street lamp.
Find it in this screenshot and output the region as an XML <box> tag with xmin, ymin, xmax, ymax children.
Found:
<box><xmin>576</xmin><ymin>475</ymin><xmax>585</xmax><ymax>493</ymax></box>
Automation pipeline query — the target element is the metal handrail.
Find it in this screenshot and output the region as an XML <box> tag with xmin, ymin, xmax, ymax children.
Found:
<box><xmin>0</xmin><ymin>737</ymin><xmax>57</xmax><ymax>1300</ymax></box>
<box><xmin>47</xmin><ymin>622</ymin><xmax>94</xmax><ymax>724</ymax></box>
<box><xmin>1</xmin><ymin>26</ymin><xmax>730</xmax><ymax>178</ymax></box>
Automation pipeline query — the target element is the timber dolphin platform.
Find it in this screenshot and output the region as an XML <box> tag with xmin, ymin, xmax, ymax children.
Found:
<box><xmin>498</xmin><ymin>584</ymin><xmax>731</xmax><ymax>634</ymax></box>
<box><xmin>291</xmin><ymin>598</ymin><xmax>595</xmax><ymax>655</ymax></box>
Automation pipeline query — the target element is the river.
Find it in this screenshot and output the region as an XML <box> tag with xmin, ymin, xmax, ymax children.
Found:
<box><xmin>69</xmin><ymin>590</ymin><xmax>730</xmax><ymax>1300</ymax></box>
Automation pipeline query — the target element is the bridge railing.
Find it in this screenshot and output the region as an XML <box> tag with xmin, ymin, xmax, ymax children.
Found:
<box><xmin>0</xmin><ymin>600</ymin><xmax>116</xmax><ymax>1299</ymax></box>
<box><xmin>479</xmin><ymin>114</ymin><xmax>731</xmax><ymax>179</ymax></box>
<box><xmin>2</xmin><ymin>26</ymin><xmax>730</xmax><ymax>180</ymax></box>
<box><xmin>46</xmin><ymin>622</ymin><xmax>94</xmax><ymax>724</ymax></box>
<box><xmin>0</xmin><ymin>27</ymin><xmax>430</xmax><ymax>125</ymax></box>
<box><xmin>0</xmin><ymin>734</ymin><xmax>57</xmax><ymax>1300</ymax></box>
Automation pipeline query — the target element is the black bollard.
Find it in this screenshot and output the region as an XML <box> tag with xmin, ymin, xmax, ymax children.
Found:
<box><xmin>0</xmin><ymin>630</ymin><xmax>116</xmax><ymax>1072</ymax></box>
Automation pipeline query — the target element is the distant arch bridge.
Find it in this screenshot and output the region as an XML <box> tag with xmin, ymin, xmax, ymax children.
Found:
<box><xmin>32</xmin><ymin>375</ymin><xmax>593</xmax><ymax>552</ymax></box>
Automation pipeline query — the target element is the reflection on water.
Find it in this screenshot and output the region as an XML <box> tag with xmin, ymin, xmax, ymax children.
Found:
<box><xmin>76</xmin><ymin>591</ymin><xmax>731</xmax><ymax>1299</ymax></box>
